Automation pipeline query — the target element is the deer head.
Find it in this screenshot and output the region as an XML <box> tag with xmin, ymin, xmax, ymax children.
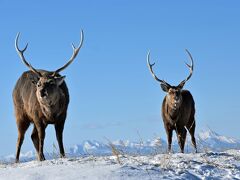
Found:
<box><xmin>147</xmin><ymin>49</ymin><xmax>194</xmax><ymax>110</ymax></box>
<box><xmin>15</xmin><ymin>31</ymin><xmax>84</xmax><ymax>108</ymax></box>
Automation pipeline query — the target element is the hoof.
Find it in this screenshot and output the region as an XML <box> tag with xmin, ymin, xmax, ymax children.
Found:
<box><xmin>38</xmin><ymin>154</ymin><xmax>46</xmax><ymax>161</ymax></box>
<box><xmin>60</xmin><ymin>154</ymin><xmax>66</xmax><ymax>158</ymax></box>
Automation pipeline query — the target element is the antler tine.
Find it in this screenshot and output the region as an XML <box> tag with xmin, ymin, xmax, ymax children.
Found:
<box><xmin>15</xmin><ymin>33</ymin><xmax>42</xmax><ymax>77</ymax></box>
<box><xmin>179</xmin><ymin>49</ymin><xmax>194</xmax><ymax>86</ymax></box>
<box><xmin>53</xmin><ymin>30</ymin><xmax>84</xmax><ymax>76</ymax></box>
<box><xmin>147</xmin><ymin>51</ymin><xmax>170</xmax><ymax>85</ymax></box>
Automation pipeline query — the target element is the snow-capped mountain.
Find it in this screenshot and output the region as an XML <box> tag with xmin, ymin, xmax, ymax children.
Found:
<box><xmin>68</xmin><ymin>129</ymin><xmax>240</xmax><ymax>156</ymax></box>
<box><xmin>69</xmin><ymin>140</ymin><xmax>111</xmax><ymax>155</ymax></box>
<box><xmin>197</xmin><ymin>129</ymin><xmax>240</xmax><ymax>151</ymax></box>
<box><xmin>1</xmin><ymin>129</ymin><xmax>240</xmax><ymax>162</ymax></box>
<box><xmin>69</xmin><ymin>138</ymin><xmax>167</xmax><ymax>156</ymax></box>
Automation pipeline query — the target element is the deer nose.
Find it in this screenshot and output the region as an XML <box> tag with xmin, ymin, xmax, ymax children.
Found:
<box><xmin>40</xmin><ymin>89</ymin><xmax>47</xmax><ymax>97</ymax></box>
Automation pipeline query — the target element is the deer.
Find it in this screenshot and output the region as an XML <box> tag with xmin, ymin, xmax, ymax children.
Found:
<box><xmin>147</xmin><ymin>49</ymin><xmax>197</xmax><ymax>153</ymax></box>
<box><xmin>13</xmin><ymin>30</ymin><xmax>84</xmax><ymax>162</ymax></box>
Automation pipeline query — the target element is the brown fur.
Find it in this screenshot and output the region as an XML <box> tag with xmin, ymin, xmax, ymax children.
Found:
<box><xmin>161</xmin><ymin>87</ymin><xmax>197</xmax><ymax>153</ymax></box>
<box><xmin>13</xmin><ymin>31</ymin><xmax>83</xmax><ymax>162</ymax></box>
<box><xmin>13</xmin><ymin>70</ymin><xmax>69</xmax><ymax>162</ymax></box>
<box><xmin>147</xmin><ymin>50</ymin><xmax>196</xmax><ymax>153</ymax></box>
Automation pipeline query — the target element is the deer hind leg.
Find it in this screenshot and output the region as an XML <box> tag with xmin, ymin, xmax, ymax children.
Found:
<box><xmin>31</xmin><ymin>125</ymin><xmax>39</xmax><ymax>155</ymax></box>
<box><xmin>187</xmin><ymin>119</ymin><xmax>197</xmax><ymax>153</ymax></box>
<box><xmin>176</xmin><ymin>128</ymin><xmax>187</xmax><ymax>153</ymax></box>
<box><xmin>15</xmin><ymin>118</ymin><xmax>30</xmax><ymax>163</ymax></box>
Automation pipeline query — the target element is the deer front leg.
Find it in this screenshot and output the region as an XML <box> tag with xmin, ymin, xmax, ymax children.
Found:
<box><xmin>55</xmin><ymin>121</ymin><xmax>65</xmax><ymax>158</ymax></box>
<box><xmin>166</xmin><ymin>128</ymin><xmax>173</xmax><ymax>153</ymax></box>
<box><xmin>35</xmin><ymin>121</ymin><xmax>46</xmax><ymax>161</ymax></box>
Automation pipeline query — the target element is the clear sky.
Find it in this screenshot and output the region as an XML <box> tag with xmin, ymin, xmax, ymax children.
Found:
<box><xmin>0</xmin><ymin>1</ymin><xmax>240</xmax><ymax>156</ymax></box>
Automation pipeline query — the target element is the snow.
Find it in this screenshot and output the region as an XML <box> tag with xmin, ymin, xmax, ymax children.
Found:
<box><xmin>198</xmin><ymin>130</ymin><xmax>239</xmax><ymax>144</ymax></box>
<box><xmin>68</xmin><ymin>129</ymin><xmax>240</xmax><ymax>156</ymax></box>
<box><xmin>197</xmin><ymin>129</ymin><xmax>240</xmax><ymax>151</ymax></box>
<box><xmin>0</xmin><ymin>151</ymin><xmax>240</xmax><ymax>180</ymax></box>
<box><xmin>0</xmin><ymin>129</ymin><xmax>240</xmax><ymax>179</ymax></box>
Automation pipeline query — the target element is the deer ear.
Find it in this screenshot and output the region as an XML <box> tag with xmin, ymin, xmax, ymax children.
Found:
<box><xmin>55</xmin><ymin>76</ymin><xmax>66</xmax><ymax>86</ymax></box>
<box><xmin>160</xmin><ymin>83</ymin><xmax>170</xmax><ymax>92</ymax></box>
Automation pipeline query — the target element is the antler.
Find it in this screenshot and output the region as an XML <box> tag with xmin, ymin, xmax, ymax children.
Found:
<box><xmin>178</xmin><ymin>49</ymin><xmax>194</xmax><ymax>87</ymax></box>
<box><xmin>52</xmin><ymin>30</ymin><xmax>84</xmax><ymax>76</ymax></box>
<box><xmin>15</xmin><ymin>33</ymin><xmax>42</xmax><ymax>77</ymax></box>
<box><xmin>147</xmin><ymin>51</ymin><xmax>171</xmax><ymax>86</ymax></box>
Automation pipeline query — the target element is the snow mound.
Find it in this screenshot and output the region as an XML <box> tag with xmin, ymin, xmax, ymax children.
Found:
<box><xmin>0</xmin><ymin>150</ymin><xmax>240</xmax><ymax>179</ymax></box>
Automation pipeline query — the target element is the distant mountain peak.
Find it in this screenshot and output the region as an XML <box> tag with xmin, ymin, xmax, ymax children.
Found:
<box><xmin>1</xmin><ymin>129</ymin><xmax>240</xmax><ymax>162</ymax></box>
<box><xmin>198</xmin><ymin>129</ymin><xmax>239</xmax><ymax>144</ymax></box>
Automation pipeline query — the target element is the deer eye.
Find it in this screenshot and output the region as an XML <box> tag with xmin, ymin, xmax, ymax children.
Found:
<box><xmin>37</xmin><ymin>82</ymin><xmax>41</xmax><ymax>87</ymax></box>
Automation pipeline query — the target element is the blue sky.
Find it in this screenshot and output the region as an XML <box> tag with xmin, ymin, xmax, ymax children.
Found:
<box><xmin>0</xmin><ymin>1</ymin><xmax>240</xmax><ymax>156</ymax></box>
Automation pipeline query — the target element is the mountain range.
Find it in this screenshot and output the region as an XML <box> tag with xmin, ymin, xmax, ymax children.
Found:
<box><xmin>2</xmin><ymin>129</ymin><xmax>240</xmax><ymax>162</ymax></box>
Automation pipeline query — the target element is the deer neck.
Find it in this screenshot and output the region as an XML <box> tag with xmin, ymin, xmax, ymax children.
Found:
<box><xmin>38</xmin><ymin>90</ymin><xmax>65</xmax><ymax>120</ymax></box>
<box><xmin>166</xmin><ymin>100</ymin><xmax>181</xmax><ymax>121</ymax></box>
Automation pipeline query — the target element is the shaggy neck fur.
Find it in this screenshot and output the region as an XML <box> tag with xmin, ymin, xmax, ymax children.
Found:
<box><xmin>166</xmin><ymin>96</ymin><xmax>182</xmax><ymax>121</ymax></box>
<box><xmin>37</xmin><ymin>89</ymin><xmax>65</xmax><ymax>120</ymax></box>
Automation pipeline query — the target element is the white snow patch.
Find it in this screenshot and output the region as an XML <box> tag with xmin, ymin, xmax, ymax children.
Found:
<box><xmin>0</xmin><ymin>150</ymin><xmax>240</xmax><ymax>180</ymax></box>
<box><xmin>1</xmin><ymin>129</ymin><xmax>240</xmax><ymax>179</ymax></box>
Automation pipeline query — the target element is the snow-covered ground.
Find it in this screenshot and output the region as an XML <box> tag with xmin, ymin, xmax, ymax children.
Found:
<box><xmin>0</xmin><ymin>150</ymin><xmax>240</xmax><ymax>180</ymax></box>
<box><xmin>0</xmin><ymin>129</ymin><xmax>240</xmax><ymax>180</ymax></box>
